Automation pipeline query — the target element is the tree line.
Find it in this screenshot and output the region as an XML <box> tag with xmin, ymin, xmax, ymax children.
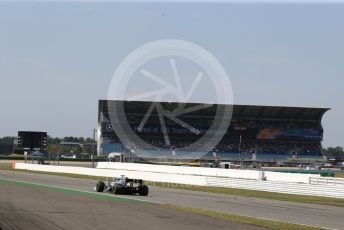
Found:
<box><xmin>0</xmin><ymin>136</ymin><xmax>343</xmax><ymax>159</ymax></box>
<box><xmin>323</xmin><ymin>146</ymin><xmax>344</xmax><ymax>160</ymax></box>
<box><xmin>0</xmin><ymin>136</ymin><xmax>95</xmax><ymax>156</ymax></box>
<box><xmin>46</xmin><ymin>136</ymin><xmax>95</xmax><ymax>156</ymax></box>
<box><xmin>47</xmin><ymin>136</ymin><xmax>94</xmax><ymax>145</ymax></box>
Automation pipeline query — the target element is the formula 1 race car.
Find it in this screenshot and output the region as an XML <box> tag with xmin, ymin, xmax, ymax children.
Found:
<box><xmin>95</xmin><ymin>176</ymin><xmax>149</xmax><ymax>196</ymax></box>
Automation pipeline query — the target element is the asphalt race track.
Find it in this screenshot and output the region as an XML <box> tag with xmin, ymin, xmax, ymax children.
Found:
<box><xmin>0</xmin><ymin>173</ymin><xmax>264</xmax><ymax>230</ymax></box>
<box><xmin>1</xmin><ymin>170</ymin><xmax>343</xmax><ymax>230</ymax></box>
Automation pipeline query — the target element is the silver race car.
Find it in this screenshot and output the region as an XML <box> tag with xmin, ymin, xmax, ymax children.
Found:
<box><xmin>95</xmin><ymin>175</ymin><xmax>149</xmax><ymax>196</ymax></box>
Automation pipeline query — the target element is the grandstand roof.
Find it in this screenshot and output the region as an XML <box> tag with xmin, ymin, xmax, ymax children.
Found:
<box><xmin>232</xmin><ymin>105</ymin><xmax>329</xmax><ymax>120</ymax></box>
<box><xmin>99</xmin><ymin>100</ymin><xmax>329</xmax><ymax>121</ymax></box>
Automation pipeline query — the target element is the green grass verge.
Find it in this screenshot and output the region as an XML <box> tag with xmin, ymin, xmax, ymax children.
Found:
<box><xmin>1</xmin><ymin>162</ymin><xmax>343</xmax><ymax>208</ymax></box>
<box><xmin>164</xmin><ymin>205</ymin><xmax>326</xmax><ymax>230</ymax></box>
<box><xmin>0</xmin><ymin>162</ymin><xmax>12</xmax><ymax>171</ymax></box>
<box><xmin>0</xmin><ymin>177</ymin><xmax>148</xmax><ymax>205</ymax></box>
<box><xmin>147</xmin><ymin>181</ymin><xmax>344</xmax><ymax>208</ymax></box>
<box><xmin>335</xmin><ymin>173</ymin><xmax>344</xmax><ymax>178</ymax></box>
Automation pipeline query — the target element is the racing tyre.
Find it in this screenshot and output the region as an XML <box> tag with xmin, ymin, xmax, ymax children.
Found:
<box><xmin>138</xmin><ymin>185</ymin><xmax>149</xmax><ymax>196</ymax></box>
<box><xmin>96</xmin><ymin>181</ymin><xmax>105</xmax><ymax>192</ymax></box>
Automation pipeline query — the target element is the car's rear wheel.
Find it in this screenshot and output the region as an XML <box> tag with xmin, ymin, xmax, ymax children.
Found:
<box><xmin>96</xmin><ymin>181</ymin><xmax>105</xmax><ymax>192</ymax></box>
<box><xmin>138</xmin><ymin>185</ymin><xmax>149</xmax><ymax>196</ymax></box>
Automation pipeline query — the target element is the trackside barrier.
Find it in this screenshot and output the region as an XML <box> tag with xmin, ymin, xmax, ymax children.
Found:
<box><xmin>96</xmin><ymin>162</ymin><xmax>319</xmax><ymax>184</ymax></box>
<box><xmin>14</xmin><ymin>163</ymin><xmax>206</xmax><ymax>185</ymax></box>
<box><xmin>309</xmin><ymin>176</ymin><xmax>344</xmax><ymax>187</ymax></box>
<box><xmin>97</xmin><ymin>162</ymin><xmax>261</xmax><ymax>179</ymax></box>
<box><xmin>13</xmin><ymin>163</ymin><xmax>344</xmax><ymax>198</ymax></box>
<box><xmin>205</xmin><ymin>177</ymin><xmax>344</xmax><ymax>198</ymax></box>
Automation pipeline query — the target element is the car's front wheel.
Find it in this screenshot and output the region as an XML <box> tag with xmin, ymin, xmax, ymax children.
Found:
<box><xmin>96</xmin><ymin>181</ymin><xmax>105</xmax><ymax>192</ymax></box>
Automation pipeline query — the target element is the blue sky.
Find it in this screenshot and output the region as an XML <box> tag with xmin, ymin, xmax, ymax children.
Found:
<box><xmin>0</xmin><ymin>2</ymin><xmax>343</xmax><ymax>147</ymax></box>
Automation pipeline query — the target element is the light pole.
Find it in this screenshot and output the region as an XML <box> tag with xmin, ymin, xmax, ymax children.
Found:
<box><xmin>92</xmin><ymin>128</ymin><xmax>96</xmax><ymax>168</ymax></box>
<box><xmin>239</xmin><ymin>135</ymin><xmax>242</xmax><ymax>168</ymax></box>
<box><xmin>172</xmin><ymin>150</ymin><xmax>176</xmax><ymax>164</ymax></box>
<box><xmin>130</xmin><ymin>149</ymin><xmax>135</xmax><ymax>163</ymax></box>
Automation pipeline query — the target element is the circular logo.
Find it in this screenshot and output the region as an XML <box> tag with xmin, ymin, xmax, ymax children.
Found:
<box><xmin>107</xmin><ymin>39</ymin><xmax>234</xmax><ymax>158</ymax></box>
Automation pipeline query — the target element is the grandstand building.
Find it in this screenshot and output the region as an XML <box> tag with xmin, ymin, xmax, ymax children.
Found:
<box><xmin>98</xmin><ymin>100</ymin><xmax>329</xmax><ymax>163</ymax></box>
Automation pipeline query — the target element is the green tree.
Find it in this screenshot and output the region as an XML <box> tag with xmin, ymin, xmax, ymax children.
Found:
<box><xmin>324</xmin><ymin>146</ymin><xmax>344</xmax><ymax>160</ymax></box>
<box><xmin>46</xmin><ymin>144</ymin><xmax>63</xmax><ymax>154</ymax></box>
<box><xmin>0</xmin><ymin>136</ymin><xmax>16</xmax><ymax>142</ymax></box>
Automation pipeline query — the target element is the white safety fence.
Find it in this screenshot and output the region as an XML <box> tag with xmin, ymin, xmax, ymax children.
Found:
<box><xmin>310</xmin><ymin>176</ymin><xmax>344</xmax><ymax>187</ymax></box>
<box><xmin>205</xmin><ymin>177</ymin><xmax>344</xmax><ymax>198</ymax></box>
<box><xmin>97</xmin><ymin>162</ymin><xmax>318</xmax><ymax>184</ymax></box>
<box><xmin>13</xmin><ymin>162</ymin><xmax>344</xmax><ymax>198</ymax></box>
<box><xmin>14</xmin><ymin>163</ymin><xmax>207</xmax><ymax>185</ymax></box>
<box><xmin>97</xmin><ymin>162</ymin><xmax>262</xmax><ymax>179</ymax></box>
